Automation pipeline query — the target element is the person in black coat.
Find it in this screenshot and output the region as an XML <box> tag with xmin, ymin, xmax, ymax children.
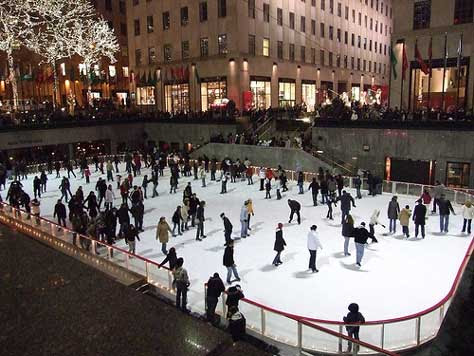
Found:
<box><xmin>172</xmin><ymin>206</ymin><xmax>183</xmax><ymax>236</ymax></box>
<box><xmin>196</xmin><ymin>201</ymin><xmax>206</xmax><ymax>241</ymax></box>
<box><xmin>413</xmin><ymin>199</ymin><xmax>427</xmax><ymax>238</ymax></box>
<box><xmin>288</xmin><ymin>199</ymin><xmax>301</xmax><ymax>224</ymax></box>
<box><xmin>353</xmin><ymin>222</ymin><xmax>377</xmax><ymax>267</ymax></box>
<box><xmin>206</xmin><ymin>272</ymin><xmax>225</xmax><ymax>323</ymax></box>
<box><xmin>320</xmin><ymin>179</ymin><xmax>329</xmax><ymax>204</ymax></box>
<box><xmin>117</xmin><ymin>203</ymin><xmax>130</xmax><ymax>238</ymax></box>
<box><xmin>343</xmin><ymin>303</ymin><xmax>365</xmax><ymax>353</ymax></box>
<box><xmin>273</xmin><ymin>223</ymin><xmax>286</xmax><ymax>266</ymax></box>
<box><xmin>33</xmin><ymin>176</ymin><xmax>41</xmax><ymax>199</ymax></box>
<box><xmin>228</xmin><ymin>306</ymin><xmax>246</xmax><ymax>343</ymax></box>
<box><xmin>336</xmin><ymin>191</ymin><xmax>356</xmax><ymax>224</ymax></box>
<box><xmin>226</xmin><ymin>284</ymin><xmax>244</xmax><ymax>310</ymax></box>
<box><xmin>53</xmin><ymin>199</ymin><xmax>67</xmax><ymax>227</ymax></box>
<box><xmin>189</xmin><ymin>194</ymin><xmax>199</xmax><ymax>227</ymax></box>
<box><xmin>438</xmin><ymin>194</ymin><xmax>456</xmax><ymax>233</ymax></box>
<box><xmin>223</xmin><ymin>240</ymin><xmax>240</xmax><ymax>284</ymax></box>
<box><xmin>160</xmin><ymin>247</ymin><xmax>178</xmax><ymax>269</ymax></box>
<box><xmin>85</xmin><ymin>192</ymin><xmax>99</xmax><ymax>219</ymax></box>
<box><xmin>130</xmin><ymin>200</ymin><xmax>144</xmax><ymax>232</ymax></box>
<box><xmin>220</xmin><ymin>212</ymin><xmax>233</xmax><ymax>246</ymax></box>
<box><xmin>308</xmin><ymin>178</ymin><xmax>320</xmax><ymax>206</ymax></box>
<box><xmin>105</xmin><ymin>208</ymin><xmax>117</xmax><ymax>245</ymax></box>
<box><xmin>96</xmin><ymin>178</ymin><xmax>107</xmax><ymax>208</ymax></box>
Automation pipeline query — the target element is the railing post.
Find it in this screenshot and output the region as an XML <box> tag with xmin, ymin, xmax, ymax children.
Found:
<box><xmin>381</xmin><ymin>323</ymin><xmax>385</xmax><ymax>349</ymax></box>
<box><xmin>416</xmin><ymin>316</ymin><xmax>421</xmax><ymax>345</ymax></box>
<box><xmin>204</xmin><ymin>284</ymin><xmax>208</xmax><ymax>313</ymax></box>
<box><xmin>407</xmin><ymin>183</ymin><xmax>410</xmax><ymax>196</ymax></box>
<box><xmin>440</xmin><ymin>304</ymin><xmax>445</xmax><ymax>325</ymax></box>
<box><xmin>392</xmin><ymin>182</ymin><xmax>397</xmax><ymax>194</ymax></box>
<box><xmin>145</xmin><ymin>262</ymin><xmax>149</xmax><ymax>282</ymax></box>
<box><xmin>168</xmin><ymin>270</ymin><xmax>173</xmax><ymax>290</ymax></box>
<box><xmin>454</xmin><ymin>190</ymin><xmax>458</xmax><ymax>204</ymax></box>
<box><xmin>222</xmin><ymin>293</ymin><xmax>227</xmax><ymax>318</ymax></box>
<box><xmin>297</xmin><ymin>322</ymin><xmax>303</xmax><ymax>355</ymax></box>
<box><xmin>261</xmin><ymin>309</ymin><xmax>266</xmax><ymax>335</ymax></box>
<box><xmin>338</xmin><ymin>324</ymin><xmax>344</xmax><ymax>353</ymax></box>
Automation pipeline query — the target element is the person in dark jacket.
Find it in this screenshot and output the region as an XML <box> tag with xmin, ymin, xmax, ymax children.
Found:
<box><xmin>124</xmin><ymin>223</ymin><xmax>140</xmax><ymax>255</ymax></box>
<box><xmin>326</xmin><ymin>194</ymin><xmax>337</xmax><ymax>220</ymax></box>
<box><xmin>33</xmin><ymin>176</ymin><xmax>41</xmax><ymax>199</ymax></box>
<box><xmin>206</xmin><ymin>272</ymin><xmax>226</xmax><ymax>323</ymax></box>
<box><xmin>336</xmin><ymin>174</ymin><xmax>344</xmax><ymax>197</ymax></box>
<box><xmin>387</xmin><ymin>196</ymin><xmax>400</xmax><ymax>234</ymax></box>
<box><xmin>226</xmin><ymin>284</ymin><xmax>244</xmax><ymax>310</ymax></box>
<box><xmin>288</xmin><ymin>199</ymin><xmax>301</xmax><ymax>224</ymax></box>
<box><xmin>220</xmin><ymin>212</ymin><xmax>233</xmax><ymax>246</ymax></box>
<box><xmin>438</xmin><ymin>194</ymin><xmax>455</xmax><ymax>233</ymax></box>
<box><xmin>320</xmin><ymin>179</ymin><xmax>328</xmax><ymax>204</ymax></box>
<box><xmin>342</xmin><ymin>214</ymin><xmax>354</xmax><ymax>256</ymax></box>
<box><xmin>336</xmin><ymin>191</ymin><xmax>356</xmax><ymax>224</ymax></box>
<box><xmin>160</xmin><ymin>247</ymin><xmax>178</xmax><ymax>269</ymax></box>
<box><xmin>53</xmin><ymin>199</ymin><xmax>67</xmax><ymax>227</ymax></box>
<box><xmin>273</xmin><ymin>223</ymin><xmax>286</xmax><ymax>266</ymax></box>
<box><xmin>308</xmin><ymin>178</ymin><xmax>320</xmax><ymax>206</ymax></box>
<box><xmin>343</xmin><ymin>303</ymin><xmax>365</xmax><ymax>353</ymax></box>
<box><xmin>228</xmin><ymin>306</ymin><xmax>246</xmax><ymax>343</ymax></box>
<box><xmin>130</xmin><ymin>200</ymin><xmax>144</xmax><ymax>232</ymax></box>
<box><xmin>196</xmin><ymin>201</ymin><xmax>206</xmax><ymax>241</ymax></box>
<box><xmin>353</xmin><ymin>222</ymin><xmax>377</xmax><ymax>266</ymax></box>
<box><xmin>172</xmin><ymin>206</ymin><xmax>183</xmax><ymax>236</ymax></box>
<box><xmin>85</xmin><ymin>192</ymin><xmax>99</xmax><ymax>219</ymax></box>
<box><xmin>189</xmin><ymin>194</ymin><xmax>199</xmax><ymax>227</ymax></box>
<box><xmin>95</xmin><ymin>178</ymin><xmax>107</xmax><ymax>208</ymax></box>
<box><xmin>353</xmin><ymin>175</ymin><xmax>362</xmax><ymax>199</ymax></box>
<box><xmin>413</xmin><ymin>199</ymin><xmax>427</xmax><ymax>238</ymax></box>
<box><xmin>117</xmin><ymin>203</ymin><xmax>130</xmax><ymax>238</ymax></box>
<box><xmin>223</xmin><ymin>240</ymin><xmax>240</xmax><ymax>284</ymax></box>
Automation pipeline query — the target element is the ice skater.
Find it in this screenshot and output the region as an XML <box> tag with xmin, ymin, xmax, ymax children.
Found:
<box><xmin>264</xmin><ymin>178</ymin><xmax>271</xmax><ymax>199</ymax></box>
<box><xmin>462</xmin><ymin>201</ymin><xmax>473</xmax><ymax>234</ymax></box>
<box><xmin>387</xmin><ymin>196</ymin><xmax>400</xmax><ymax>234</ymax></box>
<box><xmin>308</xmin><ymin>177</ymin><xmax>320</xmax><ymax>206</ymax></box>
<box><xmin>223</xmin><ymin>240</ymin><xmax>241</xmax><ymax>284</ymax></box>
<box><xmin>399</xmin><ymin>205</ymin><xmax>411</xmax><ymax>238</ymax></box>
<box><xmin>288</xmin><ymin>199</ymin><xmax>301</xmax><ymax>224</ymax></box>
<box><xmin>220</xmin><ymin>212</ymin><xmax>233</xmax><ymax>246</ymax></box>
<box><xmin>438</xmin><ymin>194</ymin><xmax>455</xmax><ymax>233</ymax></box>
<box><xmin>326</xmin><ymin>194</ymin><xmax>337</xmax><ymax>220</ymax></box>
<box><xmin>342</xmin><ymin>214</ymin><xmax>354</xmax><ymax>256</ymax></box>
<box><xmin>336</xmin><ymin>190</ymin><xmax>356</xmax><ymax>224</ymax></box>
<box><xmin>413</xmin><ymin>199</ymin><xmax>427</xmax><ymax>238</ymax></box>
<box><xmin>307</xmin><ymin>225</ymin><xmax>323</xmax><ymax>272</ymax></box>
<box><xmin>240</xmin><ymin>201</ymin><xmax>249</xmax><ymax>238</ymax></box>
<box><xmin>353</xmin><ymin>222</ymin><xmax>377</xmax><ymax>267</ymax></box>
<box><xmin>369</xmin><ymin>210</ymin><xmax>385</xmax><ymax>236</ymax></box>
<box><xmin>246</xmin><ymin>199</ymin><xmax>254</xmax><ymax>230</ymax></box>
<box><xmin>272</xmin><ymin>223</ymin><xmax>286</xmax><ymax>266</ymax></box>
<box><xmin>156</xmin><ymin>216</ymin><xmax>172</xmax><ymax>254</ymax></box>
<box><xmin>343</xmin><ymin>303</ymin><xmax>365</xmax><ymax>353</ymax></box>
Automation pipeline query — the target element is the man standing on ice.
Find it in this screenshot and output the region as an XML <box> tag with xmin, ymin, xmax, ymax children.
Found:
<box><xmin>336</xmin><ymin>190</ymin><xmax>356</xmax><ymax>224</ymax></box>
<box><xmin>240</xmin><ymin>201</ymin><xmax>249</xmax><ymax>238</ymax></box>
<box><xmin>307</xmin><ymin>225</ymin><xmax>323</xmax><ymax>273</ymax></box>
<box><xmin>223</xmin><ymin>240</ymin><xmax>241</xmax><ymax>284</ymax></box>
<box><xmin>220</xmin><ymin>212</ymin><xmax>233</xmax><ymax>246</ymax></box>
<box><xmin>353</xmin><ymin>222</ymin><xmax>378</xmax><ymax>267</ymax></box>
<box><xmin>288</xmin><ymin>199</ymin><xmax>301</xmax><ymax>224</ymax></box>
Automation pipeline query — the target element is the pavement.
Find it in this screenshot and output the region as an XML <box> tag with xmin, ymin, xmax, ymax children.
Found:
<box><xmin>0</xmin><ymin>225</ymin><xmax>274</xmax><ymax>356</ymax></box>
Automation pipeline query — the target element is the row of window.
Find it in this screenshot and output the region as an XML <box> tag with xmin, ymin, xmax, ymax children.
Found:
<box><xmin>413</xmin><ymin>0</ymin><xmax>474</xmax><ymax>30</ymax></box>
<box><xmin>90</xmin><ymin>0</ymin><xmax>126</xmax><ymax>15</ymax></box>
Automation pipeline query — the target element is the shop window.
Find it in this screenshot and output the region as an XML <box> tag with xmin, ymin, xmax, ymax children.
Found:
<box><xmin>165</xmin><ymin>83</ymin><xmax>190</xmax><ymax>112</ymax></box>
<box><xmin>250</xmin><ymin>79</ymin><xmax>271</xmax><ymax>109</ymax></box>
<box><xmin>279</xmin><ymin>80</ymin><xmax>295</xmax><ymax>107</ymax></box>
<box><xmin>181</xmin><ymin>7</ymin><xmax>189</xmax><ymax>26</ymax></box>
<box><xmin>201</xmin><ymin>79</ymin><xmax>227</xmax><ymax>111</ymax></box>
<box><xmin>302</xmin><ymin>82</ymin><xmax>316</xmax><ymax>111</ymax></box>
<box><xmin>163</xmin><ymin>44</ymin><xmax>172</xmax><ymax>62</ymax></box>
<box><xmin>134</xmin><ymin>19</ymin><xmax>140</xmax><ymax>36</ymax></box>
<box><xmin>446</xmin><ymin>162</ymin><xmax>470</xmax><ymax>188</ymax></box>
<box><xmin>277</xmin><ymin>41</ymin><xmax>283</xmax><ymax>60</ymax></box>
<box><xmin>137</xmin><ymin>86</ymin><xmax>156</xmax><ymax>106</ymax></box>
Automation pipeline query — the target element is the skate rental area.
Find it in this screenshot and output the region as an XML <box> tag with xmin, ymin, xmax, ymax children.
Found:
<box><xmin>7</xmin><ymin>160</ymin><xmax>471</xmax><ymax>352</ymax></box>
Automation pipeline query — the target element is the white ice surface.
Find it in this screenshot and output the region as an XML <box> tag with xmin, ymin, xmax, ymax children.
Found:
<box><xmin>20</xmin><ymin>164</ymin><xmax>473</xmax><ymax>322</ymax></box>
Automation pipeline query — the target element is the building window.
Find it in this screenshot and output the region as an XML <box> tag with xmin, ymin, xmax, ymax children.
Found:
<box><xmin>123</xmin><ymin>66</ymin><xmax>129</xmax><ymax>78</ymax></box>
<box><xmin>357</xmin><ymin>35</ymin><xmax>361</xmax><ymax>48</ymax></box>
<box><xmin>135</xmin><ymin>49</ymin><xmax>142</xmax><ymax>66</ymax></box>
<box><xmin>163</xmin><ymin>11</ymin><xmax>170</xmax><ymax>30</ymax></box>
<box><xmin>345</xmin><ymin>6</ymin><xmax>349</xmax><ymax>19</ymax></box>
<box><xmin>311</xmin><ymin>48</ymin><xmax>316</xmax><ymax>64</ymax></box>
<box><xmin>218</xmin><ymin>0</ymin><xmax>226</xmax><ymax>18</ymax></box>
<box><xmin>446</xmin><ymin>162</ymin><xmax>470</xmax><ymax>188</ymax></box>
<box><xmin>300</xmin><ymin>16</ymin><xmax>306</xmax><ymax>32</ymax></box>
<box><xmin>454</xmin><ymin>0</ymin><xmax>473</xmax><ymax>24</ymax></box>
<box><xmin>248</xmin><ymin>0</ymin><xmax>255</xmax><ymax>18</ymax></box>
<box><xmin>337</xmin><ymin>28</ymin><xmax>341</xmax><ymax>42</ymax></box>
<box><xmin>134</xmin><ymin>19</ymin><xmax>140</xmax><ymax>36</ymax></box>
<box><xmin>358</xmin><ymin>12</ymin><xmax>362</xmax><ymax>25</ymax></box>
<box><xmin>321</xmin><ymin>0</ymin><xmax>325</xmax><ymax>10</ymax></box>
<box><xmin>181</xmin><ymin>7</ymin><xmax>189</xmax><ymax>26</ymax></box>
<box><xmin>120</xmin><ymin>23</ymin><xmax>127</xmax><ymax>36</ymax></box>
<box><xmin>201</xmin><ymin>79</ymin><xmax>227</xmax><ymax>111</ymax></box>
<box><xmin>320</xmin><ymin>50</ymin><xmax>325</xmax><ymax>65</ymax></box>
<box><xmin>163</xmin><ymin>44</ymin><xmax>172</xmax><ymax>62</ymax></box>
<box><xmin>289</xmin><ymin>12</ymin><xmax>295</xmax><ymax>29</ymax></box>
<box><xmin>351</xmin><ymin>33</ymin><xmax>355</xmax><ymax>46</ymax></box>
<box><xmin>200</xmin><ymin>2</ymin><xmax>208</xmax><ymax>22</ymax></box>
<box><xmin>352</xmin><ymin>9</ymin><xmax>355</xmax><ymax>22</ymax></box>
<box><xmin>105</xmin><ymin>0</ymin><xmax>112</xmax><ymax>11</ymax></box>
<box><xmin>337</xmin><ymin>2</ymin><xmax>342</xmax><ymax>16</ymax></box>
<box><xmin>329</xmin><ymin>26</ymin><xmax>333</xmax><ymax>40</ymax></box>
<box><xmin>344</xmin><ymin>55</ymin><xmax>348</xmax><ymax>68</ymax></box>
<box><xmin>263</xmin><ymin>38</ymin><xmax>270</xmax><ymax>56</ymax></box>
<box><xmin>119</xmin><ymin>1</ymin><xmax>126</xmax><ymax>14</ymax></box>
<box><xmin>248</xmin><ymin>35</ymin><xmax>256</xmax><ymax>55</ymax></box>
<box><xmin>363</xmin><ymin>59</ymin><xmax>366</xmax><ymax>71</ymax></box>
<box><xmin>369</xmin><ymin>40</ymin><xmax>372</xmax><ymax>51</ymax></box>
<box><xmin>148</xmin><ymin>47</ymin><xmax>156</xmax><ymax>64</ymax></box>
<box><xmin>218</xmin><ymin>34</ymin><xmax>228</xmax><ymax>54</ymax></box>
<box><xmin>289</xmin><ymin>44</ymin><xmax>295</xmax><ymax>61</ymax></box>
<box><xmin>320</xmin><ymin>23</ymin><xmax>325</xmax><ymax>37</ymax></box>
<box><xmin>182</xmin><ymin>41</ymin><xmax>189</xmax><ymax>59</ymax></box>
<box><xmin>302</xmin><ymin>82</ymin><xmax>316</xmax><ymax>111</ymax></box>
<box><xmin>357</xmin><ymin>58</ymin><xmax>361</xmax><ymax>70</ymax></box>
<box><xmin>200</xmin><ymin>38</ymin><xmax>209</xmax><ymax>57</ymax></box>
<box><xmin>147</xmin><ymin>16</ymin><xmax>154</xmax><ymax>33</ymax></box>
<box><xmin>344</xmin><ymin>31</ymin><xmax>348</xmax><ymax>44</ymax></box>
<box><xmin>364</xmin><ymin>37</ymin><xmax>367</xmax><ymax>50</ymax></box>
<box><xmin>329</xmin><ymin>0</ymin><xmax>333</xmax><ymax>13</ymax></box>
<box><xmin>329</xmin><ymin>52</ymin><xmax>333</xmax><ymax>66</ymax></box>
<box><xmin>250</xmin><ymin>78</ymin><xmax>271</xmax><ymax>109</ymax></box>
<box><xmin>263</xmin><ymin>3</ymin><xmax>270</xmax><ymax>22</ymax></box>
<box><xmin>311</xmin><ymin>20</ymin><xmax>316</xmax><ymax>35</ymax></box>
<box><xmin>277</xmin><ymin>8</ymin><xmax>283</xmax><ymax>26</ymax></box>
<box><xmin>277</xmin><ymin>41</ymin><xmax>283</xmax><ymax>59</ymax></box>
<box><xmin>300</xmin><ymin>46</ymin><xmax>306</xmax><ymax>62</ymax></box>
<box><xmin>279</xmin><ymin>80</ymin><xmax>296</xmax><ymax>107</ymax></box>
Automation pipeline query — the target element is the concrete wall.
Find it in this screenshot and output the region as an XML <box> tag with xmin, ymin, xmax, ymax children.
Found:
<box><xmin>190</xmin><ymin>143</ymin><xmax>333</xmax><ymax>173</ymax></box>
<box><xmin>0</xmin><ymin>122</ymin><xmax>237</xmax><ymax>153</ymax></box>
<box><xmin>312</xmin><ymin>126</ymin><xmax>474</xmax><ymax>187</ymax></box>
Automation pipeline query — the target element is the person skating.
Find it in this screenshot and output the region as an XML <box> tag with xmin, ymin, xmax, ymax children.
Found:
<box><xmin>159</xmin><ymin>247</ymin><xmax>178</xmax><ymax>269</ymax></box>
<box><xmin>326</xmin><ymin>195</ymin><xmax>337</xmax><ymax>220</ymax></box>
<box><xmin>156</xmin><ymin>216</ymin><xmax>172</xmax><ymax>254</ymax></box>
<box><xmin>53</xmin><ymin>199</ymin><xmax>67</xmax><ymax>228</ymax></box>
<box><xmin>206</xmin><ymin>273</ymin><xmax>226</xmax><ymax>324</ymax></box>
<box><xmin>85</xmin><ymin>191</ymin><xmax>99</xmax><ymax>219</ymax></box>
<box><xmin>336</xmin><ymin>190</ymin><xmax>356</xmax><ymax>224</ymax></box>
<box><xmin>199</xmin><ymin>166</ymin><xmax>207</xmax><ymax>187</ymax></box>
<box><xmin>343</xmin><ymin>303</ymin><xmax>365</xmax><ymax>353</ymax></box>
<box><xmin>220</xmin><ymin>212</ymin><xmax>233</xmax><ymax>246</ymax></box>
<box><xmin>308</xmin><ymin>177</ymin><xmax>320</xmax><ymax>206</ymax></box>
<box><xmin>33</xmin><ymin>176</ymin><xmax>41</xmax><ymax>199</ymax></box>
<box><xmin>130</xmin><ymin>200</ymin><xmax>144</xmax><ymax>232</ymax></box>
<box><xmin>258</xmin><ymin>167</ymin><xmax>266</xmax><ymax>191</ymax></box>
<box><xmin>353</xmin><ymin>222</ymin><xmax>378</xmax><ymax>267</ymax></box>
<box><xmin>84</xmin><ymin>166</ymin><xmax>91</xmax><ymax>184</ymax></box>
<box><xmin>246</xmin><ymin>199</ymin><xmax>254</xmax><ymax>230</ymax></box>
<box><xmin>336</xmin><ymin>174</ymin><xmax>344</xmax><ymax>197</ymax></box>
<box><xmin>220</xmin><ymin>171</ymin><xmax>229</xmax><ymax>194</ymax></box>
<box><xmin>368</xmin><ymin>210</ymin><xmax>385</xmax><ymax>236</ymax></box>
<box><xmin>125</xmin><ymin>223</ymin><xmax>140</xmax><ymax>255</ymax></box>
<box><xmin>59</xmin><ymin>177</ymin><xmax>72</xmax><ymax>202</ymax></box>
<box><xmin>106</xmin><ymin>161</ymin><xmax>114</xmax><ymax>182</ymax></box>
<box><xmin>264</xmin><ymin>177</ymin><xmax>272</xmax><ymax>199</ymax></box>
<box><xmin>182</xmin><ymin>199</ymin><xmax>190</xmax><ymax>231</ymax></box>
<box><xmin>273</xmin><ymin>223</ymin><xmax>286</xmax><ymax>266</ymax></box>
<box><xmin>297</xmin><ymin>171</ymin><xmax>304</xmax><ymax>194</ymax></box>
<box><xmin>387</xmin><ymin>196</ymin><xmax>400</xmax><ymax>234</ymax></box>
<box><xmin>288</xmin><ymin>199</ymin><xmax>301</xmax><ymax>224</ymax></box>
<box><xmin>399</xmin><ymin>205</ymin><xmax>412</xmax><ymax>238</ymax></box>
<box><xmin>353</xmin><ymin>175</ymin><xmax>362</xmax><ymax>199</ymax></box>
<box><xmin>183</xmin><ymin>182</ymin><xmax>192</xmax><ymax>202</ymax></box>
<box><xmin>240</xmin><ymin>201</ymin><xmax>249</xmax><ymax>238</ymax></box>
<box><xmin>223</xmin><ymin>240</ymin><xmax>240</xmax><ymax>284</ymax></box>
<box><xmin>141</xmin><ymin>174</ymin><xmax>150</xmax><ymax>199</ymax></box>
<box><xmin>462</xmin><ymin>201</ymin><xmax>474</xmax><ymax>234</ymax></box>
<box><xmin>320</xmin><ymin>178</ymin><xmax>328</xmax><ymax>204</ymax></box>
<box><xmin>173</xmin><ymin>257</ymin><xmax>190</xmax><ymax>313</ymax></box>
<box><xmin>95</xmin><ymin>178</ymin><xmax>107</xmax><ymax>208</ymax></box>
<box><xmin>196</xmin><ymin>200</ymin><xmax>206</xmax><ymax>241</ymax></box>
<box><xmin>342</xmin><ymin>214</ymin><xmax>354</xmax><ymax>256</ymax></box>
<box><xmin>420</xmin><ymin>189</ymin><xmax>432</xmax><ymax>206</ymax></box>
<box><xmin>104</xmin><ymin>184</ymin><xmax>115</xmax><ymax>210</ymax></box>
<box><xmin>169</xmin><ymin>174</ymin><xmax>178</xmax><ymax>194</ymax></box>
<box><xmin>245</xmin><ymin>164</ymin><xmax>253</xmax><ymax>185</ymax></box>
<box><xmin>117</xmin><ymin>203</ymin><xmax>130</xmax><ymax>238</ymax></box>
<box><xmin>189</xmin><ymin>193</ymin><xmax>199</xmax><ymax>227</ymax></box>
<box><xmin>40</xmin><ymin>170</ymin><xmax>47</xmax><ymax>193</ymax></box>
<box><xmin>431</xmin><ymin>181</ymin><xmax>445</xmax><ymax>214</ymax></box>
<box><xmin>438</xmin><ymin>194</ymin><xmax>455</xmax><ymax>233</ymax></box>
<box><xmin>413</xmin><ymin>199</ymin><xmax>427</xmax><ymax>238</ymax></box>
<box><xmin>172</xmin><ymin>206</ymin><xmax>184</xmax><ymax>236</ymax></box>
<box><xmin>307</xmin><ymin>225</ymin><xmax>323</xmax><ymax>272</ymax></box>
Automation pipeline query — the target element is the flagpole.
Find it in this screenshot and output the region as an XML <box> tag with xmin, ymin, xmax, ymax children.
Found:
<box><xmin>400</xmin><ymin>41</ymin><xmax>405</xmax><ymax>110</ymax></box>
<box><xmin>388</xmin><ymin>42</ymin><xmax>393</xmax><ymax>108</ymax></box>
<box><xmin>456</xmin><ymin>33</ymin><xmax>463</xmax><ymax>109</ymax></box>
<box><xmin>427</xmin><ymin>37</ymin><xmax>432</xmax><ymax>113</ymax></box>
<box><xmin>441</xmin><ymin>32</ymin><xmax>448</xmax><ymax>111</ymax></box>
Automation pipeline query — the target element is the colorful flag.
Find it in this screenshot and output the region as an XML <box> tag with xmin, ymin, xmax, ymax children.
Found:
<box><xmin>415</xmin><ymin>39</ymin><xmax>429</xmax><ymax>75</ymax></box>
<box><xmin>457</xmin><ymin>33</ymin><xmax>463</xmax><ymax>77</ymax></box>
<box><xmin>390</xmin><ymin>46</ymin><xmax>398</xmax><ymax>80</ymax></box>
<box><xmin>402</xmin><ymin>42</ymin><xmax>408</xmax><ymax>80</ymax></box>
<box><xmin>194</xmin><ymin>66</ymin><xmax>200</xmax><ymax>83</ymax></box>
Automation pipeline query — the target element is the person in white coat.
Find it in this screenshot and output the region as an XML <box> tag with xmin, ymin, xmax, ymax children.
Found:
<box><xmin>199</xmin><ymin>166</ymin><xmax>207</xmax><ymax>187</ymax></box>
<box><xmin>258</xmin><ymin>167</ymin><xmax>266</xmax><ymax>191</ymax></box>
<box><xmin>240</xmin><ymin>201</ymin><xmax>249</xmax><ymax>238</ymax></box>
<box><xmin>369</xmin><ymin>210</ymin><xmax>385</xmax><ymax>236</ymax></box>
<box><xmin>462</xmin><ymin>201</ymin><xmax>474</xmax><ymax>234</ymax></box>
<box><xmin>104</xmin><ymin>184</ymin><xmax>115</xmax><ymax>210</ymax></box>
<box><xmin>307</xmin><ymin>225</ymin><xmax>323</xmax><ymax>272</ymax></box>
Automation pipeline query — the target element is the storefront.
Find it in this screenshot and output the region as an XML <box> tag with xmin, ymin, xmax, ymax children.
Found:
<box><xmin>136</xmin><ymin>86</ymin><xmax>156</xmax><ymax>106</ymax></box>
<box><xmin>301</xmin><ymin>80</ymin><xmax>316</xmax><ymax>112</ymax></box>
<box><xmin>250</xmin><ymin>76</ymin><xmax>271</xmax><ymax>109</ymax></box>
<box><xmin>278</xmin><ymin>79</ymin><xmax>296</xmax><ymax>107</ymax></box>
<box><xmin>319</xmin><ymin>81</ymin><xmax>334</xmax><ymax>104</ymax></box>
<box><xmin>165</xmin><ymin>83</ymin><xmax>190</xmax><ymax>112</ymax></box>
<box><xmin>200</xmin><ymin>77</ymin><xmax>227</xmax><ymax>111</ymax></box>
<box><xmin>446</xmin><ymin>162</ymin><xmax>470</xmax><ymax>188</ymax></box>
<box><xmin>410</xmin><ymin>57</ymin><xmax>469</xmax><ymax>111</ymax></box>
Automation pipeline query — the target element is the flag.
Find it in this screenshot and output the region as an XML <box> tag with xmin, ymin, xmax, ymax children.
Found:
<box><xmin>156</xmin><ymin>69</ymin><xmax>161</xmax><ymax>83</ymax></box>
<box><xmin>390</xmin><ymin>46</ymin><xmax>398</xmax><ymax>80</ymax></box>
<box><xmin>428</xmin><ymin>37</ymin><xmax>433</xmax><ymax>77</ymax></box>
<box><xmin>140</xmin><ymin>71</ymin><xmax>147</xmax><ymax>86</ymax></box>
<box><xmin>184</xmin><ymin>66</ymin><xmax>190</xmax><ymax>81</ymax></box>
<box><xmin>402</xmin><ymin>42</ymin><xmax>408</xmax><ymax>80</ymax></box>
<box><xmin>457</xmin><ymin>33</ymin><xmax>463</xmax><ymax>78</ymax></box>
<box><xmin>152</xmin><ymin>70</ymin><xmax>158</xmax><ymax>85</ymax></box>
<box><xmin>415</xmin><ymin>39</ymin><xmax>429</xmax><ymax>75</ymax></box>
<box><xmin>194</xmin><ymin>66</ymin><xmax>200</xmax><ymax>83</ymax></box>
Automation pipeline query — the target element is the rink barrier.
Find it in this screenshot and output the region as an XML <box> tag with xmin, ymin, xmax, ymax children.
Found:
<box><xmin>5</xmin><ymin>159</ymin><xmax>474</xmax><ymax>355</ymax></box>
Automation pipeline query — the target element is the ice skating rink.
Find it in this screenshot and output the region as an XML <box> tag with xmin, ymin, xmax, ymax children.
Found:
<box><xmin>21</xmin><ymin>164</ymin><xmax>473</xmax><ymax>322</ymax></box>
